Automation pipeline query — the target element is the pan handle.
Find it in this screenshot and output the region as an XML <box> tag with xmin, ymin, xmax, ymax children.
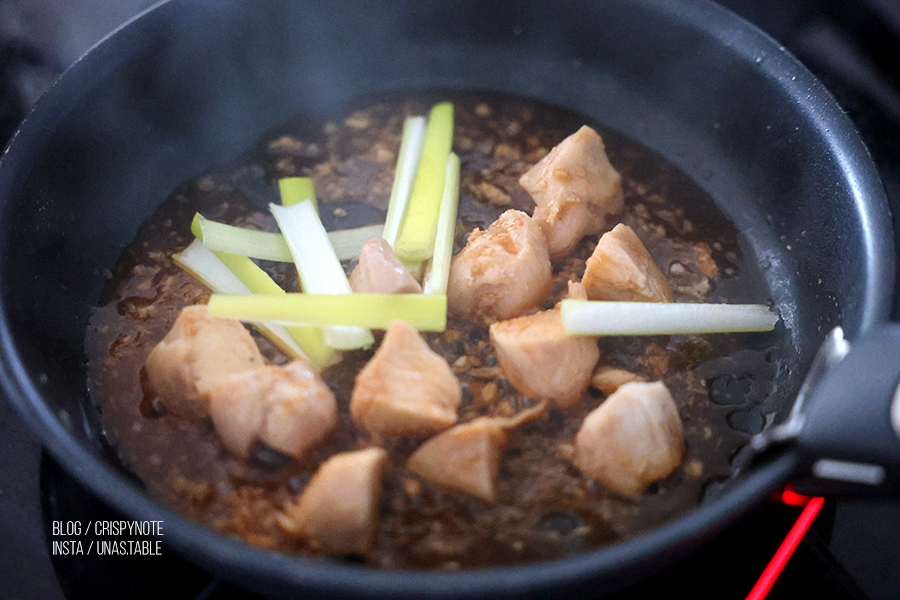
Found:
<box><xmin>779</xmin><ymin>324</ymin><xmax>900</xmax><ymax>497</ymax></box>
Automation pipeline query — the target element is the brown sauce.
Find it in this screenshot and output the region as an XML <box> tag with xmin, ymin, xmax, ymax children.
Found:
<box><xmin>86</xmin><ymin>91</ymin><xmax>779</xmax><ymax>570</ymax></box>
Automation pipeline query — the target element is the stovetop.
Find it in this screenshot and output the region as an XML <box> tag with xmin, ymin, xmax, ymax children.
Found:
<box><xmin>1</xmin><ymin>1</ymin><xmax>899</xmax><ymax>598</ymax></box>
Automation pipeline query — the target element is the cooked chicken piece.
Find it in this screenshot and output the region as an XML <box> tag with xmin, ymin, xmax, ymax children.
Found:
<box><xmin>349</xmin><ymin>237</ymin><xmax>422</xmax><ymax>294</ymax></box>
<box><xmin>280</xmin><ymin>447</ymin><xmax>388</xmax><ymax>554</ymax></box>
<box><xmin>566</xmin><ymin>279</ymin><xmax>589</xmax><ymax>301</ymax></box>
<box><xmin>581</xmin><ymin>223</ymin><xmax>673</xmax><ymax>303</ymax></box>
<box><xmin>693</xmin><ymin>242</ymin><xmax>719</xmax><ymax>280</ymax></box>
<box><xmin>590</xmin><ymin>366</ymin><xmax>648</xmax><ymax>396</ymax></box>
<box><xmin>447</xmin><ymin>210</ymin><xmax>552</xmax><ymax>322</ymax></box>
<box><xmin>407</xmin><ymin>417</ymin><xmax>506</xmax><ymax>502</ymax></box>
<box><xmin>574</xmin><ymin>381</ymin><xmax>685</xmax><ymax>498</ymax></box>
<box><xmin>519</xmin><ymin>125</ymin><xmax>624</xmax><ymax>258</ymax></box>
<box><xmin>351</xmin><ymin>320</ymin><xmax>461</xmax><ymax>438</ymax></box>
<box><xmin>490</xmin><ymin>297</ymin><xmax>599</xmax><ymax>408</ymax></box>
<box><xmin>207</xmin><ymin>379</ymin><xmax>265</xmax><ymax>460</ymax></box>
<box><xmin>144</xmin><ymin>305</ymin><xmax>264</xmax><ymax>421</ymax></box>
<box><xmin>407</xmin><ymin>404</ymin><xmax>546</xmax><ymax>502</ymax></box>
<box><xmin>208</xmin><ymin>361</ymin><xmax>338</xmax><ymax>460</ymax></box>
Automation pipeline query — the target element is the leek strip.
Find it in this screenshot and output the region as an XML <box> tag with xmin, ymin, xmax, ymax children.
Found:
<box><xmin>270</xmin><ymin>200</ymin><xmax>374</xmax><ymax>350</ymax></box>
<box><xmin>400</xmin><ymin>258</ymin><xmax>424</xmax><ymax>282</ymax></box>
<box><xmin>192</xmin><ymin>213</ymin><xmax>291</xmax><ymax>261</ymax></box>
<box><xmin>560</xmin><ymin>300</ymin><xmax>779</xmax><ymax>336</ymax></box>
<box><xmin>423</xmin><ymin>153</ymin><xmax>460</xmax><ymax>295</ymax></box>
<box><xmin>175</xmin><ymin>239</ymin><xmax>247</xmax><ymax>293</ymax></box>
<box><xmin>173</xmin><ymin>240</ymin><xmax>321</xmax><ymax>365</ymax></box>
<box><xmin>394</xmin><ymin>102</ymin><xmax>454</xmax><ymax>263</ymax></box>
<box><xmin>212</xmin><ymin>252</ymin><xmax>336</xmax><ymax>369</ymax></box>
<box><xmin>192</xmin><ymin>213</ymin><xmax>381</xmax><ymax>262</ymax></box>
<box><xmin>382</xmin><ymin>115</ymin><xmax>427</xmax><ymax>247</ymax></box>
<box><xmin>328</xmin><ymin>225</ymin><xmax>384</xmax><ymax>261</ymax></box>
<box><xmin>279</xmin><ymin>177</ymin><xmax>317</xmax><ymax>210</ymax></box>
<box><xmin>208</xmin><ymin>293</ymin><xmax>447</xmax><ymax>332</ymax></box>
<box><xmin>213</xmin><ymin>251</ymin><xmax>283</xmax><ymax>294</ymax></box>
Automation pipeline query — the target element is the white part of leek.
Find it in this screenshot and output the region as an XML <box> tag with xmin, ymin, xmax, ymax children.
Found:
<box><xmin>560</xmin><ymin>300</ymin><xmax>779</xmax><ymax>336</ymax></box>
<box><xmin>269</xmin><ymin>200</ymin><xmax>374</xmax><ymax>350</ymax></box>
<box><xmin>175</xmin><ymin>239</ymin><xmax>247</xmax><ymax>293</ymax></box>
<box><xmin>382</xmin><ymin>116</ymin><xmax>427</xmax><ymax>247</ymax></box>
<box><xmin>423</xmin><ymin>153</ymin><xmax>460</xmax><ymax>295</ymax></box>
<box><xmin>173</xmin><ymin>240</ymin><xmax>309</xmax><ymax>360</ymax></box>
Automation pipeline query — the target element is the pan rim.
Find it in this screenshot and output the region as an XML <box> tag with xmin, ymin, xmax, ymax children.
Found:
<box><xmin>0</xmin><ymin>0</ymin><xmax>893</xmax><ymax>596</ymax></box>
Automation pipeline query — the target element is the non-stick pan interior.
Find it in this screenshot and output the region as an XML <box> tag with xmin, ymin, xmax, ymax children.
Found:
<box><xmin>0</xmin><ymin>0</ymin><xmax>892</xmax><ymax>597</ymax></box>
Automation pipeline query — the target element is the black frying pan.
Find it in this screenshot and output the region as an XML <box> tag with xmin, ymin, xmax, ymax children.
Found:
<box><xmin>0</xmin><ymin>0</ymin><xmax>895</xmax><ymax>598</ymax></box>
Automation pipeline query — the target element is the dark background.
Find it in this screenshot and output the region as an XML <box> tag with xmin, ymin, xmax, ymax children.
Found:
<box><xmin>1</xmin><ymin>0</ymin><xmax>899</xmax><ymax>598</ymax></box>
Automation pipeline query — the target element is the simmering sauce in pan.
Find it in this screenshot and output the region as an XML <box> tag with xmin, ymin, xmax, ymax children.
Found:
<box><xmin>86</xmin><ymin>92</ymin><xmax>778</xmax><ymax>569</ymax></box>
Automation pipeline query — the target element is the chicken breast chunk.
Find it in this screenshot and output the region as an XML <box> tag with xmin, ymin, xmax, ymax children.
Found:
<box><xmin>208</xmin><ymin>361</ymin><xmax>338</xmax><ymax>460</ymax></box>
<box><xmin>490</xmin><ymin>289</ymin><xmax>599</xmax><ymax>409</ymax></box>
<box><xmin>349</xmin><ymin>237</ymin><xmax>422</xmax><ymax>294</ymax></box>
<box><xmin>406</xmin><ymin>404</ymin><xmax>546</xmax><ymax>502</ymax></box>
<box><xmin>351</xmin><ymin>320</ymin><xmax>461</xmax><ymax>438</ymax></box>
<box><xmin>144</xmin><ymin>305</ymin><xmax>264</xmax><ymax>421</ymax></box>
<box><xmin>574</xmin><ymin>381</ymin><xmax>685</xmax><ymax>498</ymax></box>
<box><xmin>519</xmin><ymin>125</ymin><xmax>624</xmax><ymax>258</ymax></box>
<box><xmin>280</xmin><ymin>447</ymin><xmax>388</xmax><ymax>554</ymax></box>
<box><xmin>581</xmin><ymin>223</ymin><xmax>673</xmax><ymax>303</ymax></box>
<box><xmin>447</xmin><ymin>209</ymin><xmax>552</xmax><ymax>323</ymax></box>
<box><xmin>590</xmin><ymin>366</ymin><xmax>648</xmax><ymax>396</ymax></box>
<box><xmin>407</xmin><ymin>417</ymin><xmax>507</xmax><ymax>503</ymax></box>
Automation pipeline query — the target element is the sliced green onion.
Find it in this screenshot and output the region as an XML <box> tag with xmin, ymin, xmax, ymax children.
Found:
<box><xmin>174</xmin><ymin>240</ymin><xmax>336</xmax><ymax>368</ymax></box>
<box><xmin>560</xmin><ymin>300</ymin><xmax>779</xmax><ymax>336</ymax></box>
<box><xmin>270</xmin><ymin>200</ymin><xmax>374</xmax><ymax>350</ymax></box>
<box><xmin>208</xmin><ymin>293</ymin><xmax>447</xmax><ymax>331</ymax></box>
<box><xmin>423</xmin><ymin>153</ymin><xmax>460</xmax><ymax>295</ymax></box>
<box><xmin>394</xmin><ymin>102</ymin><xmax>454</xmax><ymax>263</ymax></box>
<box><xmin>191</xmin><ymin>213</ymin><xmax>381</xmax><ymax>262</ymax></box>
<box><xmin>279</xmin><ymin>177</ymin><xmax>317</xmax><ymax>211</ymax></box>
<box><xmin>382</xmin><ymin>116</ymin><xmax>427</xmax><ymax>247</ymax></box>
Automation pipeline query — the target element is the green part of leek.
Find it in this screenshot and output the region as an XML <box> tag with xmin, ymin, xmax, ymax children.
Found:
<box><xmin>191</xmin><ymin>213</ymin><xmax>380</xmax><ymax>262</ymax></box>
<box><xmin>394</xmin><ymin>102</ymin><xmax>454</xmax><ymax>263</ymax></box>
<box><xmin>173</xmin><ymin>240</ymin><xmax>337</xmax><ymax>369</ymax></box>
<box><xmin>207</xmin><ymin>293</ymin><xmax>448</xmax><ymax>332</ymax></box>
<box><xmin>423</xmin><ymin>153</ymin><xmax>461</xmax><ymax>295</ymax></box>
<box><xmin>212</xmin><ymin>251</ymin><xmax>336</xmax><ymax>369</ymax></box>
<box><xmin>269</xmin><ymin>200</ymin><xmax>374</xmax><ymax>350</ymax></box>
<box><xmin>213</xmin><ymin>251</ymin><xmax>283</xmax><ymax>294</ymax></box>
<box><xmin>279</xmin><ymin>177</ymin><xmax>317</xmax><ymax>211</ymax></box>
<box><xmin>382</xmin><ymin>115</ymin><xmax>427</xmax><ymax>247</ymax></box>
<box><xmin>559</xmin><ymin>300</ymin><xmax>779</xmax><ymax>336</ymax></box>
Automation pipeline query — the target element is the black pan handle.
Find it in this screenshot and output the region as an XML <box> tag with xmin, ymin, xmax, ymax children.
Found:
<box><xmin>782</xmin><ymin>324</ymin><xmax>900</xmax><ymax>497</ymax></box>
